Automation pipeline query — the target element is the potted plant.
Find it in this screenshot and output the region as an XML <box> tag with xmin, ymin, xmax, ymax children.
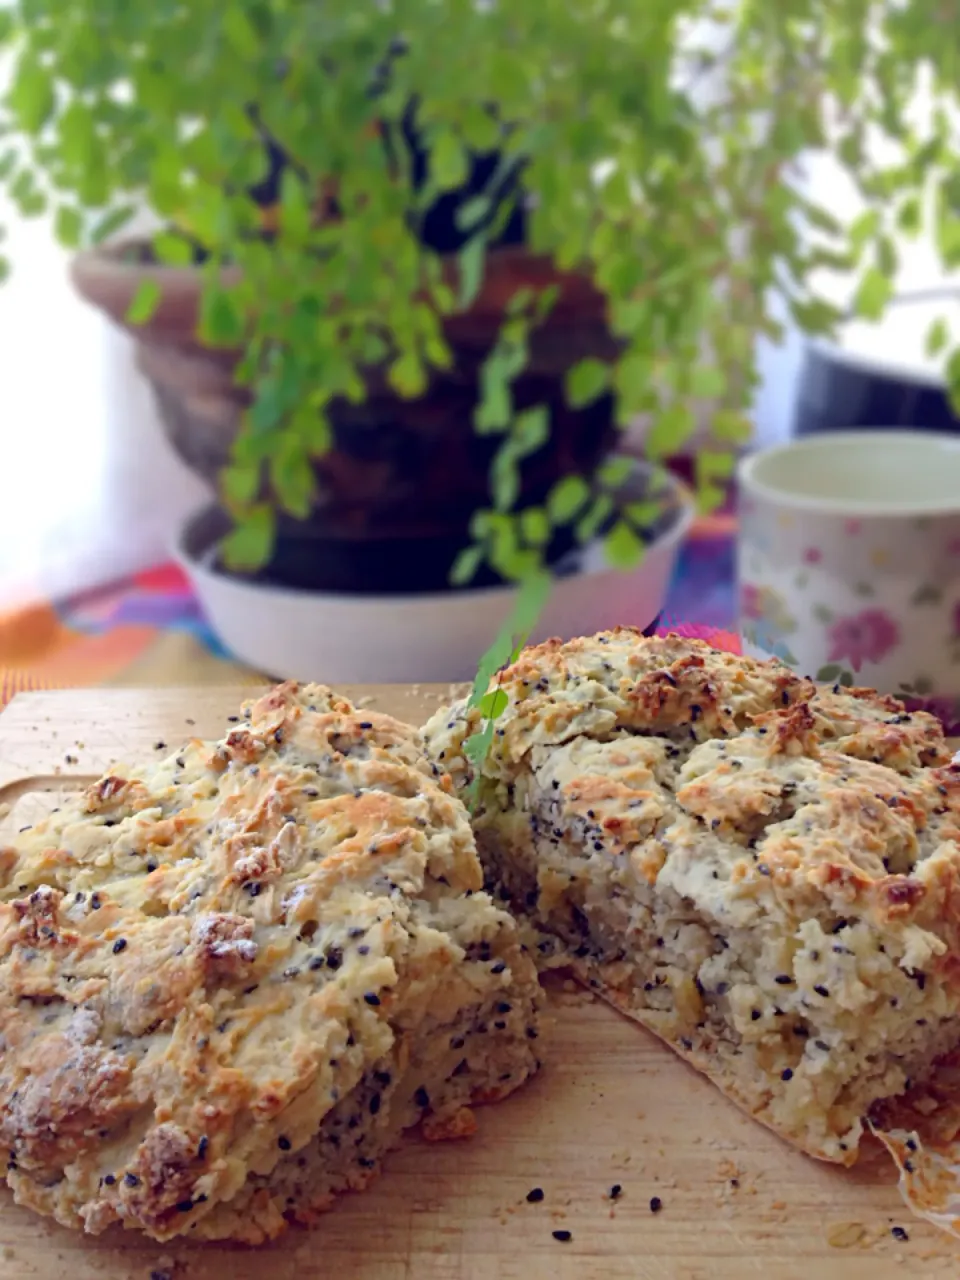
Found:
<box><xmin>0</xmin><ymin>3</ymin><xmax>956</xmax><ymax>683</ymax></box>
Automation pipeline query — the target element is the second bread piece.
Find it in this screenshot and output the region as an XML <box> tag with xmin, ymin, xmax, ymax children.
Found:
<box><xmin>423</xmin><ymin>630</ymin><xmax>958</xmax><ymax>1165</ymax></box>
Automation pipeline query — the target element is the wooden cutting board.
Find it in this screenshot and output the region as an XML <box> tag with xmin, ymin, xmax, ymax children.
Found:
<box><xmin>0</xmin><ymin>685</ymin><xmax>957</xmax><ymax>1280</ymax></box>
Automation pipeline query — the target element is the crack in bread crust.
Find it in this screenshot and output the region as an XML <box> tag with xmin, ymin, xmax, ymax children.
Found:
<box><xmin>423</xmin><ymin>629</ymin><xmax>959</xmax><ymax>1164</ymax></box>
<box><xmin>0</xmin><ymin>682</ymin><xmax>542</xmax><ymax>1241</ymax></box>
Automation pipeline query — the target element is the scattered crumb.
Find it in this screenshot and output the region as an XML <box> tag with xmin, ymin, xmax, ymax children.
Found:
<box><xmin>3</xmin><ymin>1245</ymin><xmax>14</xmax><ymax>1259</ymax></box>
<box><xmin>552</xmin><ymin>1229</ymin><xmax>572</xmax><ymax>1243</ymax></box>
<box><xmin>827</xmin><ymin>1221</ymin><xmax>866</xmax><ymax>1249</ymax></box>
<box><xmin>355</xmin><ymin>696</ymin><xmax>374</xmax><ymax>708</ymax></box>
<box><xmin>64</xmin><ymin>754</ymin><xmax>78</xmax><ymax>764</ymax></box>
<box><xmin>0</xmin><ymin>803</ymin><xmax>9</xmax><ymax>821</ymax></box>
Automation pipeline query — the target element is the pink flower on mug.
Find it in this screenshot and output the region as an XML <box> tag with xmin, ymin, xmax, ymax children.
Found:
<box><xmin>953</xmin><ymin>600</ymin><xmax>960</xmax><ymax>638</ymax></box>
<box><xmin>803</xmin><ymin>546</ymin><xmax>822</xmax><ymax>564</ymax></box>
<box><xmin>844</xmin><ymin>519</ymin><xmax>862</xmax><ymax>536</ymax></box>
<box><xmin>827</xmin><ymin>608</ymin><xmax>900</xmax><ymax>672</ymax></box>
<box><xmin>741</xmin><ymin>583</ymin><xmax>763</xmax><ymax>620</ymax></box>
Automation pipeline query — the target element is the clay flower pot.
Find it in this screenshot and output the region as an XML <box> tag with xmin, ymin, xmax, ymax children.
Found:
<box><xmin>71</xmin><ymin>240</ymin><xmax>621</xmax><ymax>592</ymax></box>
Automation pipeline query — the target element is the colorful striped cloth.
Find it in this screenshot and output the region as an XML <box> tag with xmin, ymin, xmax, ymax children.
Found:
<box><xmin>0</xmin><ymin>513</ymin><xmax>740</xmax><ymax>706</ymax></box>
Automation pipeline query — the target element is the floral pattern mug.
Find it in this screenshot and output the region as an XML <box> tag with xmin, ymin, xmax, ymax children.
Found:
<box><xmin>737</xmin><ymin>431</ymin><xmax>960</xmax><ymax>734</ymax></box>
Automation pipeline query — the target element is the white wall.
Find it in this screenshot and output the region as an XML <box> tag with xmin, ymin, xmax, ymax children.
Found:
<box><xmin>0</xmin><ymin>201</ymin><xmax>208</xmax><ymax>608</ymax></box>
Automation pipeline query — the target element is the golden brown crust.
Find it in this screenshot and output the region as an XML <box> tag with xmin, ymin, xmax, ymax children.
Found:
<box><xmin>0</xmin><ymin>681</ymin><xmax>542</xmax><ymax>1241</ymax></box>
<box><xmin>423</xmin><ymin>630</ymin><xmax>959</xmax><ymax>1163</ymax></box>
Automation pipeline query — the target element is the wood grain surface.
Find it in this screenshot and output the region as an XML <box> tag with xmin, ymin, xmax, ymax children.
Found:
<box><xmin>0</xmin><ymin>685</ymin><xmax>957</xmax><ymax>1280</ymax></box>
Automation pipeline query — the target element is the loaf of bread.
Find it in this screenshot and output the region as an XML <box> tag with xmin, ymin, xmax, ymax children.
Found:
<box><xmin>423</xmin><ymin>630</ymin><xmax>958</xmax><ymax>1165</ymax></box>
<box><xmin>0</xmin><ymin>682</ymin><xmax>542</xmax><ymax>1242</ymax></box>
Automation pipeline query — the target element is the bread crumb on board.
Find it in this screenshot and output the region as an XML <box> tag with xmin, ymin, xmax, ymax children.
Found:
<box><xmin>827</xmin><ymin>1221</ymin><xmax>867</xmax><ymax>1248</ymax></box>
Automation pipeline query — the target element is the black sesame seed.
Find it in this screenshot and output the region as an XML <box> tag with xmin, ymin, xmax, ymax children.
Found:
<box><xmin>103</xmin><ymin>1173</ymin><xmax>116</xmax><ymax>1186</ymax></box>
<box><xmin>358</xmin><ymin>721</ymin><xmax>373</xmax><ymax>729</ymax></box>
<box><xmin>357</xmin><ymin>944</ymin><xmax>370</xmax><ymax>956</ymax></box>
<box><xmin>526</xmin><ymin>1187</ymin><xmax>544</xmax><ymax>1203</ymax></box>
<box><xmin>197</xmin><ymin>1136</ymin><xmax>208</xmax><ymax>1160</ymax></box>
<box><xmin>414</xmin><ymin>1087</ymin><xmax>430</xmax><ymax>1108</ymax></box>
<box><xmin>650</xmin><ymin>1196</ymin><xmax>663</xmax><ymax>1213</ymax></box>
<box><xmin>112</xmin><ymin>938</ymin><xmax>127</xmax><ymax>954</ymax></box>
<box><xmin>891</xmin><ymin>1226</ymin><xmax>909</xmax><ymax>1241</ymax></box>
<box><xmin>244</xmin><ymin>881</ymin><xmax>262</xmax><ymax>897</ymax></box>
<box><xmin>490</xmin><ymin>960</ymin><xmax>506</xmax><ymax>974</ymax></box>
<box><xmin>175</xmin><ymin>1198</ymin><xmax>194</xmax><ymax>1213</ymax></box>
<box><xmin>610</xmin><ymin>1184</ymin><xmax>622</xmax><ymax>1200</ymax></box>
<box><xmin>552</xmin><ymin>1230</ymin><xmax>572</xmax><ymax>1242</ymax></box>
<box><xmin>814</xmin><ymin>984</ymin><xmax>829</xmax><ymax>998</ymax></box>
<box><xmin>496</xmin><ymin>1001</ymin><xmax>512</xmax><ymax>1014</ymax></box>
<box><xmin>309</xmin><ymin>955</ymin><xmax>326</xmax><ymax>971</ymax></box>
<box><xmin>278</xmin><ymin>1135</ymin><xmax>291</xmax><ymax>1151</ymax></box>
<box><xmin>369</xmin><ymin>1093</ymin><xmax>381</xmax><ymax>1115</ymax></box>
<box><xmin>494</xmin><ymin>1020</ymin><xmax>507</xmax><ymax>1030</ymax></box>
<box><xmin>364</xmin><ymin>993</ymin><xmax>381</xmax><ymax>1006</ymax></box>
<box><xmin>781</xmin><ymin>1068</ymin><xmax>794</xmax><ymax>1081</ymax></box>
<box><xmin>325</xmin><ymin>947</ymin><xmax>343</xmax><ymax>971</ymax></box>
<box><xmin>750</xmin><ymin>1009</ymin><xmax>761</xmax><ymax>1021</ymax></box>
<box><xmin>154</xmin><ymin>741</ymin><xmax>166</xmax><ymax>750</ymax></box>
<box><xmin>774</xmin><ymin>974</ymin><xmax>793</xmax><ymax>985</ymax></box>
<box><xmin>90</xmin><ymin>893</ymin><xmax>101</xmax><ymax>910</ymax></box>
<box><xmin>124</xmin><ymin>1173</ymin><xmax>140</xmax><ymax>1187</ymax></box>
<box><xmin>814</xmin><ymin>1039</ymin><xmax>830</xmax><ymax>1051</ymax></box>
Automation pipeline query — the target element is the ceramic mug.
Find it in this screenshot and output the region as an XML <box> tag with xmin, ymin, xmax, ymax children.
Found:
<box><xmin>737</xmin><ymin>430</ymin><xmax>960</xmax><ymax>733</ymax></box>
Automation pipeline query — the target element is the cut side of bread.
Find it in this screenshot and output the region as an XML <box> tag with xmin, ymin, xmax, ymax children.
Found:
<box><xmin>423</xmin><ymin>630</ymin><xmax>959</xmax><ymax>1165</ymax></box>
<box><xmin>0</xmin><ymin>682</ymin><xmax>542</xmax><ymax>1242</ymax></box>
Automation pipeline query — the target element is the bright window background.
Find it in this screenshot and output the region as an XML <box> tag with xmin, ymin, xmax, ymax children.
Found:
<box><xmin>0</xmin><ymin>196</ymin><xmax>207</xmax><ymax>609</ymax></box>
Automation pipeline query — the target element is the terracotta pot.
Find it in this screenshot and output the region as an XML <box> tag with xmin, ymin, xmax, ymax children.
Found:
<box><xmin>71</xmin><ymin>239</ymin><xmax>620</xmax><ymax>588</ymax></box>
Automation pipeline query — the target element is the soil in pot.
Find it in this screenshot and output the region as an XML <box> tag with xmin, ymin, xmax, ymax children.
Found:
<box><xmin>218</xmin><ymin>456</ymin><xmax>685</xmax><ymax>596</ymax></box>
